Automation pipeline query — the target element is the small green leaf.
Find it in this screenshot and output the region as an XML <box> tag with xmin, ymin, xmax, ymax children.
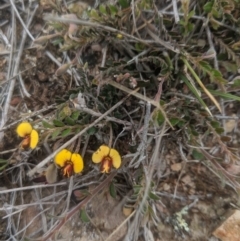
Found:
<box><xmin>210</xmin><ymin>70</ymin><xmax>227</xmax><ymax>83</ymax></box>
<box><xmin>170</xmin><ymin>118</ymin><xmax>180</xmax><ymax>126</ymax></box>
<box><xmin>90</xmin><ymin>9</ymin><xmax>100</xmax><ymax>19</ymax></box>
<box><xmin>191</xmin><ymin>128</ymin><xmax>199</xmax><ymax>136</ymax></box>
<box><xmin>177</xmin><ymin>121</ymin><xmax>185</xmax><ymax>128</ymax></box>
<box><xmin>157</xmin><ymin>112</ymin><xmax>165</xmax><ymax>125</ymax></box>
<box><xmin>212</xmin><ymin>8</ymin><xmax>221</xmax><ymax>18</ymax></box>
<box><xmin>80</xmin><ymin>209</ymin><xmax>90</xmax><ymax>223</ymax></box>
<box><xmin>199</xmin><ymin>61</ymin><xmax>212</xmax><ymax>72</ymax></box>
<box><xmin>133</xmin><ymin>185</ymin><xmax>142</xmax><ymax>194</ymax></box>
<box><xmin>74</xmin><ymin>127</ymin><xmax>82</xmax><ymax>133</ymax></box>
<box><xmin>52</xmin><ymin>129</ymin><xmax>61</xmax><ymax>140</ymax></box>
<box><xmin>87</xmin><ymin>127</ymin><xmax>97</xmax><ymax>135</ymax></box>
<box><xmin>99</xmin><ymin>4</ymin><xmax>107</xmax><ymax>14</ymax></box>
<box><xmin>118</xmin><ymin>0</ymin><xmax>129</xmax><ymax>8</ymax></box>
<box><xmin>210</xmin><ymin>121</ymin><xmax>220</xmax><ymax>128</ymax></box>
<box><xmin>65</xmin><ymin>117</ymin><xmax>75</xmax><ymax>126</ymax></box>
<box><xmin>203</xmin><ymin>1</ymin><xmax>214</xmax><ymax>13</ymax></box>
<box><xmin>187</xmin><ymin>22</ymin><xmax>194</xmax><ymax>32</ymax></box>
<box><xmin>179</xmin><ymin>19</ymin><xmax>185</xmax><ymax>26</ymax></box>
<box><xmin>215</xmin><ymin>127</ymin><xmax>224</xmax><ymax>134</ymax></box>
<box><xmin>212</xmin><ymin>69</ymin><xmax>222</xmax><ymax>78</ymax></box>
<box><xmin>188</xmin><ymin>10</ymin><xmax>195</xmax><ymax>19</ymax></box>
<box><xmin>51</xmin><ymin>38</ymin><xmax>63</xmax><ymax>45</ymax></box>
<box><xmin>0</xmin><ymin>159</ymin><xmax>8</xmax><ymax>171</ymax></box>
<box><xmin>0</xmin><ymin>158</ymin><xmax>8</xmax><ymax>164</ymax></box>
<box><xmin>0</xmin><ymin>163</ymin><xmax>8</xmax><ymax>171</ymax></box>
<box><xmin>53</xmin><ymin>119</ymin><xmax>65</xmax><ymax>127</ymax></box>
<box><xmin>232</xmin><ymin>79</ymin><xmax>240</xmax><ymax>87</ymax></box>
<box><xmin>148</xmin><ymin>192</ymin><xmax>160</xmax><ymax>200</ymax></box>
<box><xmin>109</xmin><ymin>182</ymin><xmax>117</xmax><ymax>198</ymax></box>
<box><xmin>71</xmin><ymin>111</ymin><xmax>81</xmax><ymax>120</ymax></box>
<box><xmin>42</xmin><ymin>121</ymin><xmax>54</xmax><ymax>128</ymax></box>
<box><xmin>61</xmin><ymin>128</ymin><xmax>71</xmax><ymax>137</ymax></box>
<box><xmin>192</xmin><ymin>150</ymin><xmax>204</xmax><ymax>160</ymax></box>
<box><xmin>135</xmin><ymin>42</ymin><xmax>145</xmax><ymax>51</ymax></box>
<box><xmin>108</xmin><ymin>5</ymin><xmax>118</xmax><ymax>15</ymax></box>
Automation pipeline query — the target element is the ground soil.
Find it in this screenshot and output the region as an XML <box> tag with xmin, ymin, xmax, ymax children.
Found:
<box><xmin>0</xmin><ymin>1</ymin><xmax>240</xmax><ymax>241</ymax></box>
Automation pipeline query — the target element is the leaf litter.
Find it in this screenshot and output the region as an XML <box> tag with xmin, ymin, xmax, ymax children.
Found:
<box><xmin>0</xmin><ymin>0</ymin><xmax>240</xmax><ymax>241</ymax></box>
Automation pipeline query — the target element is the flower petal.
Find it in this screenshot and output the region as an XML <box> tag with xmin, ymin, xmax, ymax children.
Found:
<box><xmin>16</xmin><ymin>122</ymin><xmax>32</xmax><ymax>137</ymax></box>
<box><xmin>71</xmin><ymin>153</ymin><xmax>84</xmax><ymax>173</ymax></box>
<box><xmin>92</xmin><ymin>145</ymin><xmax>110</xmax><ymax>164</ymax></box>
<box><xmin>54</xmin><ymin>149</ymin><xmax>72</xmax><ymax>167</ymax></box>
<box><xmin>29</xmin><ymin>129</ymin><xmax>39</xmax><ymax>149</ymax></box>
<box><xmin>109</xmin><ymin>148</ymin><xmax>121</xmax><ymax>169</ymax></box>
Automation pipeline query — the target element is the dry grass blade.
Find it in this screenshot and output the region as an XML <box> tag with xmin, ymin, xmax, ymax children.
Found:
<box><xmin>125</xmin><ymin>121</ymin><xmax>167</xmax><ymax>240</ymax></box>
<box><xmin>172</xmin><ymin>0</ymin><xmax>180</xmax><ymax>23</ymax></box>
<box><xmin>9</xmin><ymin>0</ymin><xmax>35</xmax><ymax>41</ymax></box>
<box><xmin>182</xmin><ymin>58</ymin><xmax>222</xmax><ymax>113</ymax></box>
<box><xmin>0</xmin><ymin>3</ymin><xmax>38</xmax><ymax>141</ymax></box>
<box><xmin>43</xmin><ymin>15</ymin><xmax>161</xmax><ymax>47</ymax></box>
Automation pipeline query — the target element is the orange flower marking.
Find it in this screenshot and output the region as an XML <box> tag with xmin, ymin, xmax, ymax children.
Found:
<box><xmin>92</xmin><ymin>145</ymin><xmax>121</xmax><ymax>173</ymax></box>
<box><xmin>100</xmin><ymin>156</ymin><xmax>112</xmax><ymax>173</ymax></box>
<box><xmin>21</xmin><ymin>135</ymin><xmax>31</xmax><ymax>149</ymax></box>
<box><xmin>63</xmin><ymin>162</ymin><xmax>74</xmax><ymax>178</ymax></box>
<box><xmin>16</xmin><ymin>122</ymin><xmax>39</xmax><ymax>149</ymax></box>
<box><xmin>54</xmin><ymin>149</ymin><xmax>84</xmax><ymax>178</ymax></box>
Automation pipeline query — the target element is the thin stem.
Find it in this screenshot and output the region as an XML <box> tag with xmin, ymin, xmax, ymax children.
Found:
<box><xmin>18</xmin><ymin>73</ymin><xmax>31</xmax><ymax>97</ymax></box>
<box><xmin>9</xmin><ymin>0</ymin><xmax>35</xmax><ymax>41</ymax></box>
<box><xmin>172</xmin><ymin>0</ymin><xmax>180</xmax><ymax>23</ymax></box>
<box><xmin>0</xmin><ymin>183</ymin><xmax>66</xmax><ymax>194</ymax></box>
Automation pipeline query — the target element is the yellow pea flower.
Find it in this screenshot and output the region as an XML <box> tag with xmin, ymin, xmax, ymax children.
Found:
<box><xmin>16</xmin><ymin>122</ymin><xmax>39</xmax><ymax>149</ymax></box>
<box><xmin>54</xmin><ymin>149</ymin><xmax>84</xmax><ymax>177</ymax></box>
<box><xmin>92</xmin><ymin>145</ymin><xmax>121</xmax><ymax>173</ymax></box>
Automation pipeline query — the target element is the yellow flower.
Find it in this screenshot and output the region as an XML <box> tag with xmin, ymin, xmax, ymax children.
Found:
<box><xmin>54</xmin><ymin>149</ymin><xmax>84</xmax><ymax>177</ymax></box>
<box><xmin>16</xmin><ymin>122</ymin><xmax>39</xmax><ymax>149</ymax></box>
<box><xmin>92</xmin><ymin>145</ymin><xmax>121</xmax><ymax>173</ymax></box>
<box><xmin>116</xmin><ymin>33</ymin><xmax>123</xmax><ymax>39</ymax></box>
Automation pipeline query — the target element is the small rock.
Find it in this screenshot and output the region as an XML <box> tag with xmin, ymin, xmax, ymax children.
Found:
<box><xmin>171</xmin><ymin>163</ymin><xmax>182</xmax><ymax>172</ymax></box>
<box><xmin>213</xmin><ymin>210</ymin><xmax>240</xmax><ymax>241</ymax></box>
